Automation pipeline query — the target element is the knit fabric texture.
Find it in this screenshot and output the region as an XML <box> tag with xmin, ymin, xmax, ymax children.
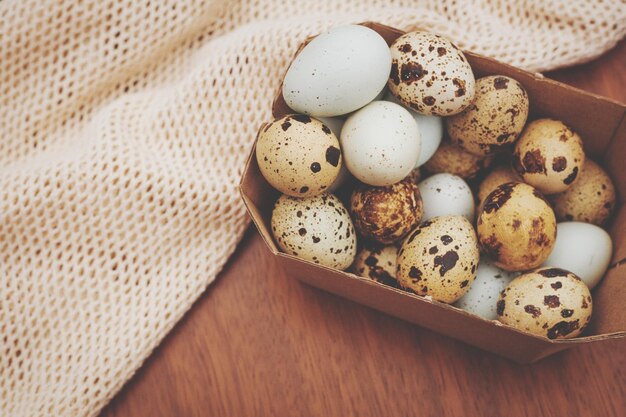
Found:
<box><xmin>1</xmin><ymin>0</ymin><xmax>625</xmax><ymax>415</ymax></box>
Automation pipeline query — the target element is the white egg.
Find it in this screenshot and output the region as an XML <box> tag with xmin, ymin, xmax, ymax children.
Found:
<box><xmin>543</xmin><ymin>222</ymin><xmax>612</xmax><ymax>289</ymax></box>
<box><xmin>417</xmin><ymin>173</ymin><xmax>474</xmax><ymax>222</ymax></box>
<box><xmin>384</xmin><ymin>92</ymin><xmax>443</xmax><ymax>167</ymax></box>
<box><xmin>341</xmin><ymin>101</ymin><xmax>421</xmax><ymax>186</ymax></box>
<box><xmin>282</xmin><ymin>25</ymin><xmax>391</xmax><ymax>117</ymax></box>
<box><xmin>455</xmin><ymin>257</ymin><xmax>518</xmax><ymax>320</ymax></box>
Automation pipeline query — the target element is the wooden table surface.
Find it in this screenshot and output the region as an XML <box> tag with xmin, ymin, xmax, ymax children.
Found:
<box><xmin>101</xmin><ymin>41</ymin><xmax>626</xmax><ymax>417</ymax></box>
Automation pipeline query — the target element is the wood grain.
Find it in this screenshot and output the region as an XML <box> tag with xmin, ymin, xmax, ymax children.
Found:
<box><xmin>101</xmin><ymin>40</ymin><xmax>626</xmax><ymax>417</ymax></box>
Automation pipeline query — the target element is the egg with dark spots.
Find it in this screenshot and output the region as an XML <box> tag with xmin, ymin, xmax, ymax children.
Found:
<box><xmin>271</xmin><ymin>193</ymin><xmax>357</xmax><ymax>269</ymax></box>
<box><xmin>497</xmin><ymin>267</ymin><xmax>592</xmax><ymax>339</ymax></box>
<box><xmin>447</xmin><ymin>75</ymin><xmax>529</xmax><ymax>156</ymax></box>
<box><xmin>352</xmin><ymin>244</ymin><xmax>399</xmax><ymax>287</ymax></box>
<box><xmin>423</xmin><ymin>139</ymin><xmax>493</xmax><ymax>179</ymax></box>
<box><xmin>512</xmin><ymin>119</ymin><xmax>585</xmax><ymax>194</ymax></box>
<box><xmin>477</xmin><ymin>182</ymin><xmax>556</xmax><ymax>271</ymax></box>
<box><xmin>387</xmin><ymin>31</ymin><xmax>475</xmax><ymax>116</ymax></box>
<box><xmin>551</xmin><ymin>159</ymin><xmax>616</xmax><ymax>225</ymax></box>
<box><xmin>350</xmin><ymin>178</ymin><xmax>423</xmax><ymax>244</ymax></box>
<box><xmin>256</xmin><ymin>115</ymin><xmax>342</xmax><ymax>197</ymax></box>
<box><xmin>477</xmin><ymin>164</ymin><xmax>522</xmax><ymax>204</ymax></box>
<box><xmin>397</xmin><ymin>215</ymin><xmax>479</xmax><ymax>303</ymax></box>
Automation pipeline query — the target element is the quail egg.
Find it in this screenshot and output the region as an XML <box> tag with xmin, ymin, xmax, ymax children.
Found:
<box><xmin>397</xmin><ymin>215</ymin><xmax>480</xmax><ymax>303</ymax></box>
<box><xmin>477</xmin><ymin>182</ymin><xmax>556</xmax><ymax>271</ymax></box>
<box><xmin>447</xmin><ymin>75</ymin><xmax>529</xmax><ymax>155</ymax></box>
<box><xmin>271</xmin><ymin>193</ymin><xmax>357</xmax><ymax>269</ymax></box>
<box><xmin>417</xmin><ymin>173</ymin><xmax>475</xmax><ymax>222</ymax></box>
<box><xmin>352</xmin><ymin>244</ymin><xmax>399</xmax><ymax>287</ymax></box>
<box><xmin>551</xmin><ymin>159</ymin><xmax>616</xmax><ymax>225</ymax></box>
<box><xmin>512</xmin><ymin>119</ymin><xmax>585</xmax><ymax>194</ymax></box>
<box><xmin>256</xmin><ymin>115</ymin><xmax>342</xmax><ymax>197</ymax></box>
<box><xmin>497</xmin><ymin>267</ymin><xmax>592</xmax><ymax>339</ymax></box>
<box><xmin>388</xmin><ymin>31</ymin><xmax>475</xmax><ymax>116</ymax></box>
<box><xmin>341</xmin><ymin>101</ymin><xmax>421</xmax><ymax>186</ymax></box>
<box><xmin>350</xmin><ymin>178</ymin><xmax>423</xmax><ymax>244</ymax></box>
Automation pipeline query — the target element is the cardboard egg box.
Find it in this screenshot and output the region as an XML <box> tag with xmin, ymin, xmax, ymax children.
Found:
<box><xmin>239</xmin><ymin>22</ymin><xmax>626</xmax><ymax>363</ymax></box>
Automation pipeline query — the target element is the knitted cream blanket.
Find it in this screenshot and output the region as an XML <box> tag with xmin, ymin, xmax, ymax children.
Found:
<box><xmin>1</xmin><ymin>1</ymin><xmax>625</xmax><ymax>415</ymax></box>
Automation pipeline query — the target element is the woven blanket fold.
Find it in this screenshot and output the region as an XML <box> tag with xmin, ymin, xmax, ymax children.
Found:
<box><xmin>1</xmin><ymin>1</ymin><xmax>625</xmax><ymax>415</ymax></box>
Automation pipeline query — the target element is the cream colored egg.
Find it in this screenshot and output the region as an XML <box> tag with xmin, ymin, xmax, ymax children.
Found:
<box><xmin>551</xmin><ymin>159</ymin><xmax>616</xmax><ymax>225</ymax></box>
<box><xmin>497</xmin><ymin>267</ymin><xmax>592</xmax><ymax>339</ymax></box>
<box><xmin>423</xmin><ymin>140</ymin><xmax>493</xmax><ymax>179</ymax></box>
<box><xmin>388</xmin><ymin>31</ymin><xmax>475</xmax><ymax>116</ymax></box>
<box><xmin>447</xmin><ymin>75</ymin><xmax>529</xmax><ymax>155</ymax></box>
<box><xmin>256</xmin><ymin>115</ymin><xmax>342</xmax><ymax>197</ymax></box>
<box><xmin>477</xmin><ymin>164</ymin><xmax>522</xmax><ymax>204</ymax></box>
<box><xmin>512</xmin><ymin>119</ymin><xmax>585</xmax><ymax>194</ymax></box>
<box><xmin>271</xmin><ymin>193</ymin><xmax>357</xmax><ymax>269</ymax></box>
<box><xmin>350</xmin><ymin>178</ymin><xmax>423</xmax><ymax>244</ymax></box>
<box><xmin>477</xmin><ymin>182</ymin><xmax>556</xmax><ymax>271</ymax></box>
<box><xmin>352</xmin><ymin>244</ymin><xmax>399</xmax><ymax>287</ymax></box>
<box><xmin>397</xmin><ymin>215</ymin><xmax>479</xmax><ymax>303</ymax></box>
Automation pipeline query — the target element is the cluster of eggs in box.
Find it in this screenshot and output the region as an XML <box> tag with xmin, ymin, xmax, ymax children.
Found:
<box><xmin>256</xmin><ymin>25</ymin><xmax>616</xmax><ymax>340</ymax></box>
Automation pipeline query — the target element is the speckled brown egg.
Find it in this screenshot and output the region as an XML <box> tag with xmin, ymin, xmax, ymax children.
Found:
<box><xmin>512</xmin><ymin>119</ymin><xmax>585</xmax><ymax>195</ymax></box>
<box><xmin>477</xmin><ymin>164</ymin><xmax>522</xmax><ymax>204</ymax></box>
<box><xmin>352</xmin><ymin>244</ymin><xmax>399</xmax><ymax>288</ymax></box>
<box><xmin>477</xmin><ymin>182</ymin><xmax>556</xmax><ymax>271</ymax></box>
<box><xmin>447</xmin><ymin>75</ymin><xmax>529</xmax><ymax>156</ymax></box>
<box><xmin>271</xmin><ymin>193</ymin><xmax>356</xmax><ymax>269</ymax></box>
<box><xmin>350</xmin><ymin>178</ymin><xmax>423</xmax><ymax>244</ymax></box>
<box><xmin>497</xmin><ymin>267</ymin><xmax>592</xmax><ymax>339</ymax></box>
<box><xmin>551</xmin><ymin>159</ymin><xmax>616</xmax><ymax>225</ymax></box>
<box><xmin>256</xmin><ymin>114</ymin><xmax>342</xmax><ymax>197</ymax></box>
<box><xmin>397</xmin><ymin>215</ymin><xmax>479</xmax><ymax>303</ymax></box>
<box><xmin>423</xmin><ymin>140</ymin><xmax>493</xmax><ymax>179</ymax></box>
<box><xmin>388</xmin><ymin>32</ymin><xmax>475</xmax><ymax>116</ymax></box>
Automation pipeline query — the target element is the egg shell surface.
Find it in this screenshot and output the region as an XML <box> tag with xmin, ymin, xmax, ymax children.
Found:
<box><xmin>497</xmin><ymin>267</ymin><xmax>592</xmax><ymax>339</ymax></box>
<box><xmin>271</xmin><ymin>193</ymin><xmax>357</xmax><ymax>270</ymax></box>
<box><xmin>384</xmin><ymin>92</ymin><xmax>443</xmax><ymax>167</ymax></box>
<box><xmin>350</xmin><ymin>178</ymin><xmax>423</xmax><ymax>244</ymax></box>
<box><xmin>388</xmin><ymin>31</ymin><xmax>475</xmax><ymax>116</ymax></box>
<box><xmin>455</xmin><ymin>257</ymin><xmax>518</xmax><ymax>320</ymax></box>
<box><xmin>397</xmin><ymin>215</ymin><xmax>480</xmax><ymax>303</ymax></box>
<box><xmin>543</xmin><ymin>222</ymin><xmax>612</xmax><ymax>289</ymax></box>
<box><xmin>477</xmin><ymin>182</ymin><xmax>556</xmax><ymax>271</ymax></box>
<box><xmin>282</xmin><ymin>25</ymin><xmax>391</xmax><ymax>117</ymax></box>
<box><xmin>341</xmin><ymin>101</ymin><xmax>421</xmax><ymax>186</ymax></box>
<box><xmin>417</xmin><ymin>173</ymin><xmax>475</xmax><ymax>222</ymax></box>
<box><xmin>256</xmin><ymin>115</ymin><xmax>342</xmax><ymax>197</ymax></box>
<box><xmin>423</xmin><ymin>140</ymin><xmax>493</xmax><ymax>179</ymax></box>
<box><xmin>512</xmin><ymin>119</ymin><xmax>585</xmax><ymax>195</ymax></box>
<box><xmin>551</xmin><ymin>159</ymin><xmax>616</xmax><ymax>225</ymax></box>
<box><xmin>352</xmin><ymin>244</ymin><xmax>399</xmax><ymax>288</ymax></box>
<box><xmin>447</xmin><ymin>75</ymin><xmax>529</xmax><ymax>155</ymax></box>
<box><xmin>477</xmin><ymin>164</ymin><xmax>522</xmax><ymax>204</ymax></box>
